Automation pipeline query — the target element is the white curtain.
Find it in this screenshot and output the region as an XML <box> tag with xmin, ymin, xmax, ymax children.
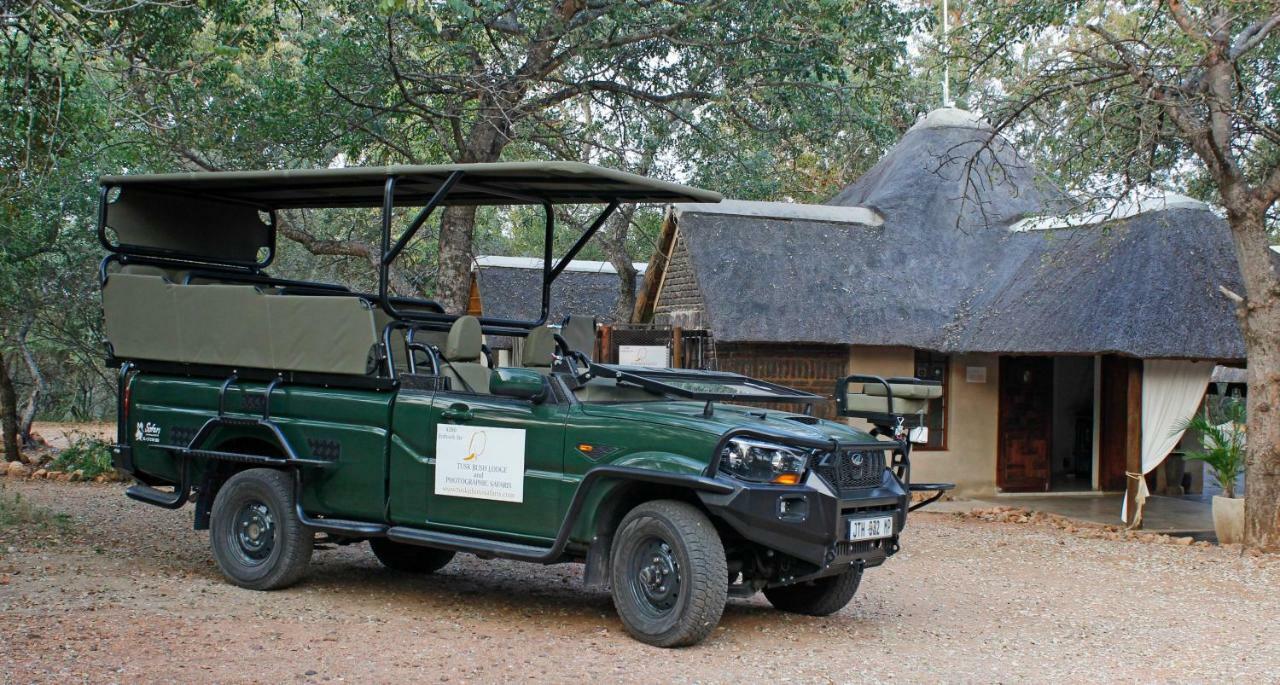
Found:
<box><xmin>1121</xmin><ymin>359</ymin><xmax>1215</xmax><ymax>524</ymax></box>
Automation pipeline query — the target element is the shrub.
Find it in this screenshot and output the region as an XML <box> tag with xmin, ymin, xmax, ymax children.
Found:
<box><xmin>49</xmin><ymin>434</ymin><xmax>115</xmax><ymax>480</ymax></box>
<box><xmin>1173</xmin><ymin>398</ymin><xmax>1246</xmax><ymax>499</ymax></box>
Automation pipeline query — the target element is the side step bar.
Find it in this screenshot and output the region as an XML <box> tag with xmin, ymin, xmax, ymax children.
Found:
<box><xmin>386</xmin><ymin>527</ymin><xmax>555</xmax><ymax>562</ymax></box>
<box><xmin>908</xmin><ymin>482</ymin><xmax>955</xmax><ymax>512</ymax></box>
<box><xmin>126</xmin><ymin>482</ymin><xmax>190</xmax><ymax>509</ymax></box>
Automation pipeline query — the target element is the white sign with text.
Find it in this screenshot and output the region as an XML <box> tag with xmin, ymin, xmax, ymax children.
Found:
<box><xmin>618</xmin><ymin>344</ymin><xmax>670</xmax><ymax>367</ymax></box>
<box><xmin>434</xmin><ymin>424</ymin><xmax>526</xmax><ymax>503</ymax></box>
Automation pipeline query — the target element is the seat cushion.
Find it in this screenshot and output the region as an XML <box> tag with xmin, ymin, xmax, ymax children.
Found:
<box><xmin>443</xmin><ymin>363</ymin><xmax>491</xmax><ymax>394</ymax></box>
<box><xmin>843</xmin><ymin>393</ymin><xmax>929</xmax><ymax>416</ymax></box>
<box><xmin>522</xmin><ymin>325</ymin><xmax>558</xmax><ymax>369</ymax></box>
<box><xmin>445</xmin><ymin>316</ymin><xmax>483</xmax><ymax>362</ymax></box>
<box><xmin>861</xmin><ymin>382</ymin><xmax>942</xmax><ymax>400</ymax></box>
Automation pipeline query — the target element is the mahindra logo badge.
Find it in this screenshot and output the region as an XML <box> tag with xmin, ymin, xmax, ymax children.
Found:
<box><xmin>850</xmin><ymin>452</ymin><xmax>865</xmax><ymax>467</ymax></box>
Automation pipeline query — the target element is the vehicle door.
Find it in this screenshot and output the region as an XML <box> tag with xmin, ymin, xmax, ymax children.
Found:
<box><xmin>387</xmin><ymin>375</ymin><xmax>568</xmax><ymax>541</ymax></box>
<box><xmin>425</xmin><ymin>381</ymin><xmax>569</xmax><ymax>541</ymax></box>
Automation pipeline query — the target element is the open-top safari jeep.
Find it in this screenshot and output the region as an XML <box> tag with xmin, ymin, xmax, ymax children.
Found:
<box><xmin>99</xmin><ymin>162</ymin><xmax>948</xmax><ymax>647</ymax></box>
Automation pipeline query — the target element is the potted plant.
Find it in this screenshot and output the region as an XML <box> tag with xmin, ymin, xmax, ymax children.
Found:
<box><xmin>1174</xmin><ymin>399</ymin><xmax>1247</xmax><ymax>544</ymax></box>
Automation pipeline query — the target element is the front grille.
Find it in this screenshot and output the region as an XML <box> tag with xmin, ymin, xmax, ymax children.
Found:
<box><xmin>814</xmin><ymin>449</ymin><xmax>886</xmax><ymax>494</ymax></box>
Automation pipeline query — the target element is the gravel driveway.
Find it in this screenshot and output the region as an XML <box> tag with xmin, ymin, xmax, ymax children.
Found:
<box><xmin>1</xmin><ymin>479</ymin><xmax>1276</xmax><ymax>684</ymax></box>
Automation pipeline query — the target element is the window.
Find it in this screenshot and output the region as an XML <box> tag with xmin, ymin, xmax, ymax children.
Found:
<box><xmin>914</xmin><ymin>351</ymin><xmax>948</xmax><ymax>450</ymax></box>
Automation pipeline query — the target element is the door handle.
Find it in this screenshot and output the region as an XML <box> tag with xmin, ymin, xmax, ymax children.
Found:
<box><xmin>441</xmin><ymin>403</ymin><xmax>473</xmax><ymax>422</ymax></box>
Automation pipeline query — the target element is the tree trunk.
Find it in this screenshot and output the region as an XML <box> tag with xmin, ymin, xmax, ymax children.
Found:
<box><xmin>601</xmin><ymin>206</ymin><xmax>639</xmax><ymax>322</ymax></box>
<box><xmin>1227</xmin><ymin>208</ymin><xmax>1280</xmax><ymax>551</ymax></box>
<box><xmin>437</xmin><ymin>205</ymin><xmax>479</xmax><ymax>314</ymax></box>
<box><xmin>0</xmin><ymin>354</ymin><xmax>20</xmax><ymax>462</ymax></box>
<box><xmin>17</xmin><ymin>316</ymin><xmax>44</xmax><ymax>445</ymax></box>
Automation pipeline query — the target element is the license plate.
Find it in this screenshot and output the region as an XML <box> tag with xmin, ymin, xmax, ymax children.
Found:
<box><xmin>847</xmin><ymin>515</ymin><xmax>894</xmax><ymax>541</ymax></box>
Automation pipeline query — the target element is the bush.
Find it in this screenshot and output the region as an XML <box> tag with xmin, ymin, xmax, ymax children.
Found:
<box><xmin>1173</xmin><ymin>398</ymin><xmax>1247</xmax><ymax>499</ymax></box>
<box><xmin>49</xmin><ymin>435</ymin><xmax>115</xmax><ymax>480</ymax></box>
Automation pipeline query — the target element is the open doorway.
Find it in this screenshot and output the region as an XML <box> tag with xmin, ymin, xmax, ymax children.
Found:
<box><xmin>997</xmin><ymin>355</ymin><xmax>1097</xmax><ymax>492</ymax></box>
<box><xmin>1050</xmin><ymin>357</ymin><xmax>1095</xmax><ymax>491</ymax></box>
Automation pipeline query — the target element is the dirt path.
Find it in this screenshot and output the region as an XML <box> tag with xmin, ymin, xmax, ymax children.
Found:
<box><xmin>1</xmin><ymin>479</ymin><xmax>1277</xmax><ymax>684</ymax></box>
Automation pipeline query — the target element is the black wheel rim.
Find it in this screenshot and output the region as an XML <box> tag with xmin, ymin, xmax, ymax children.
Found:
<box><xmin>231</xmin><ymin>499</ymin><xmax>276</xmax><ymax>566</ymax></box>
<box><xmin>629</xmin><ymin>536</ymin><xmax>681</xmax><ymax>618</ymax></box>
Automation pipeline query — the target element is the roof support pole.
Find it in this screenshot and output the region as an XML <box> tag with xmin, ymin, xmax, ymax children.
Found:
<box><xmin>550</xmin><ymin>199</ymin><xmax>620</xmax><ymax>282</ymax></box>
<box><xmin>383</xmin><ymin>170</ymin><xmax>464</xmax><ymax>264</ymax></box>
<box><xmin>539</xmin><ymin>202</ymin><xmax>555</xmax><ymax>324</ymax></box>
<box><xmin>378</xmin><ymin>175</ymin><xmax>399</xmax><ymax>315</ymax></box>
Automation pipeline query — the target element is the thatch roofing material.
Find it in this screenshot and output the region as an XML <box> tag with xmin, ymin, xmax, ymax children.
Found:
<box><xmin>475</xmin><ymin>261</ymin><xmax>641</xmax><ymax>325</ymax></box>
<box><xmin>661</xmin><ymin>111</ymin><xmax>1246</xmax><ymax>361</ymax></box>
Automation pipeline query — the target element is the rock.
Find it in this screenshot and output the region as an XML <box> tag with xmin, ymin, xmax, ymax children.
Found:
<box><xmin>49</xmin><ymin>471</ymin><xmax>68</xmax><ymax>482</ymax></box>
<box><xmin>31</xmin><ymin>469</ymin><xmax>47</xmax><ymax>480</ymax></box>
<box><xmin>6</xmin><ymin>461</ymin><xmax>30</xmax><ymax>478</ymax></box>
<box><xmin>93</xmin><ymin>474</ymin><xmax>110</xmax><ymax>484</ymax></box>
<box><xmin>68</xmin><ymin>469</ymin><xmax>85</xmax><ymax>482</ymax></box>
<box><xmin>1173</xmin><ymin>536</ymin><xmax>1194</xmax><ymax>546</ymax></box>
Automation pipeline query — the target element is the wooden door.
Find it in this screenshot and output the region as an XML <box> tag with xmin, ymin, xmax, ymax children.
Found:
<box><xmin>1098</xmin><ymin>355</ymin><xmax>1141</xmax><ymax>493</ymax></box>
<box><xmin>998</xmin><ymin>356</ymin><xmax>1053</xmax><ymax>492</ymax></box>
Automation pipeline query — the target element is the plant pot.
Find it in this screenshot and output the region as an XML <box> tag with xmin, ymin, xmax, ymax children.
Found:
<box><xmin>1212</xmin><ymin>495</ymin><xmax>1245</xmax><ymax>545</ymax></box>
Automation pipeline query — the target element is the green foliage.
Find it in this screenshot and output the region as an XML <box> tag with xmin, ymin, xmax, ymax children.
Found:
<box><xmin>49</xmin><ymin>435</ymin><xmax>115</xmax><ymax>480</ymax></box>
<box><xmin>1174</xmin><ymin>399</ymin><xmax>1247</xmax><ymax>499</ymax></box>
<box><xmin>0</xmin><ymin>486</ymin><xmax>73</xmax><ymax>534</ymax></box>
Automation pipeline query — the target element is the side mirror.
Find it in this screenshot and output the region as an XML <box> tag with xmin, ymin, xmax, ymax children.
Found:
<box><xmin>490</xmin><ymin>367</ymin><xmax>547</xmax><ymax>403</ymax></box>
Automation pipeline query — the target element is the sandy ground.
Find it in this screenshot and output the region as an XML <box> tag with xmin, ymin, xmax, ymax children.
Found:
<box><xmin>22</xmin><ymin>422</ymin><xmax>115</xmax><ymax>451</ymax></box>
<box><xmin>0</xmin><ymin>479</ymin><xmax>1277</xmax><ymax>684</ymax></box>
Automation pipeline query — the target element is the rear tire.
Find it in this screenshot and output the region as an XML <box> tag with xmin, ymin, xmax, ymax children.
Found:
<box><xmin>609</xmin><ymin>500</ymin><xmax>727</xmax><ymax>647</ymax></box>
<box><xmin>369</xmin><ymin>538</ymin><xmax>455</xmax><ymax>574</ymax></box>
<box><xmin>763</xmin><ymin>566</ymin><xmax>862</xmax><ymax>616</ymax></box>
<box><xmin>209</xmin><ymin>468</ymin><xmax>313</xmax><ymax>590</ymax></box>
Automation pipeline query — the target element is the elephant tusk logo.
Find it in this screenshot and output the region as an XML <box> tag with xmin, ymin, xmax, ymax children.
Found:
<box><xmin>463</xmin><ymin>431</ymin><xmax>487</xmax><ymax>461</ymax></box>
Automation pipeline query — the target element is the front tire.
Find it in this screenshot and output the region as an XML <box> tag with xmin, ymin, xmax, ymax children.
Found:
<box><xmin>763</xmin><ymin>566</ymin><xmax>862</xmax><ymax>616</ymax></box>
<box><xmin>609</xmin><ymin>500</ymin><xmax>727</xmax><ymax>647</ymax></box>
<box><xmin>209</xmin><ymin>468</ymin><xmax>313</xmax><ymax>590</ymax></box>
<box><xmin>369</xmin><ymin>538</ymin><xmax>455</xmax><ymax>573</ymax></box>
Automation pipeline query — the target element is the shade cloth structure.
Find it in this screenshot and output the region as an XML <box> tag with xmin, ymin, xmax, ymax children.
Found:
<box><xmin>100</xmin><ymin>161</ymin><xmax>722</xmax><ymax>265</ymax></box>
<box><xmin>1122</xmin><ymin>360</ymin><xmax>1215</xmax><ymax>526</ymax></box>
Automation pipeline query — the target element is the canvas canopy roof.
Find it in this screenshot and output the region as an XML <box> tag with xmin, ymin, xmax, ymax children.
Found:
<box><xmin>99</xmin><ymin>162</ymin><xmax>721</xmax><ymax>265</ymax></box>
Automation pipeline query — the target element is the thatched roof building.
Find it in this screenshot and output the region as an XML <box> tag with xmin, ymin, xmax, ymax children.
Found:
<box><xmin>635</xmin><ymin>107</ymin><xmax>1247</xmax><ymax>498</ymax></box>
<box><xmin>638</xmin><ymin>108</ymin><xmax>1245</xmax><ymax>362</ymax></box>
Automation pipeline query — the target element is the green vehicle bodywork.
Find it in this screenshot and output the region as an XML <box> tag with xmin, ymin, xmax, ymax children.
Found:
<box><xmin>121</xmin><ymin>370</ymin><xmax>903</xmax><ymax>567</ymax></box>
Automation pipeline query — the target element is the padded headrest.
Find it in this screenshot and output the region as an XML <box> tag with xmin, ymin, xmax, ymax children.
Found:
<box><xmin>444</xmin><ymin>316</ymin><xmax>483</xmax><ymax>362</ymax></box>
<box><xmin>522</xmin><ymin>326</ymin><xmax>558</xmax><ymax>368</ymax></box>
<box><xmin>861</xmin><ymin>382</ymin><xmax>942</xmax><ymax>400</ymax></box>
<box><xmin>560</xmin><ymin>316</ymin><xmax>596</xmax><ymax>361</ymax></box>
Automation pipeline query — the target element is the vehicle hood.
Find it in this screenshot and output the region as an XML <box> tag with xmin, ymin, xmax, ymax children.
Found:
<box><xmin>580</xmin><ymin>400</ymin><xmax>882</xmax><ymax>446</ymax></box>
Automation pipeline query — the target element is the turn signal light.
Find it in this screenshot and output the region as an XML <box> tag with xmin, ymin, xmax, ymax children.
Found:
<box><xmin>771</xmin><ymin>473</ymin><xmax>801</xmax><ymax>485</ymax></box>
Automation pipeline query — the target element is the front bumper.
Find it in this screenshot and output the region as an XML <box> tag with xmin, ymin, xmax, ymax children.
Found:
<box><xmin>697</xmin><ymin>467</ymin><xmax>909</xmax><ymax>576</ymax></box>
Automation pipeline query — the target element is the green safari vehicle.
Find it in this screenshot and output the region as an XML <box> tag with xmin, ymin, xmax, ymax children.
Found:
<box><xmin>98</xmin><ymin>163</ymin><xmax>948</xmax><ymax>647</ymax></box>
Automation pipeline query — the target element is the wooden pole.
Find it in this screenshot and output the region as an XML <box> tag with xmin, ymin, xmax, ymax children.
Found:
<box><xmin>671</xmin><ymin>326</ymin><xmax>684</xmax><ymax>369</ymax></box>
<box><xmin>599</xmin><ymin>324</ymin><xmax>612</xmax><ymax>364</ymax></box>
<box><xmin>1123</xmin><ymin>358</ymin><xmax>1144</xmax><ymax>528</ymax></box>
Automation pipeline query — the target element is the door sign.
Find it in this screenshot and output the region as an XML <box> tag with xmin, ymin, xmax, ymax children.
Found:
<box><xmin>434</xmin><ymin>424</ymin><xmax>526</xmax><ymax>503</ymax></box>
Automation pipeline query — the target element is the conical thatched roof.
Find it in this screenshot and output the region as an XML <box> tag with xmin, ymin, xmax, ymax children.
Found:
<box><xmin>642</xmin><ymin>108</ymin><xmax>1247</xmax><ymax>361</ymax></box>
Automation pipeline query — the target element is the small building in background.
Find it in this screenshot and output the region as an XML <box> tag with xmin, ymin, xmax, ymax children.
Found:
<box><xmin>635</xmin><ymin>107</ymin><xmax>1247</xmax><ymax>501</ymax></box>
<box><xmin>468</xmin><ymin>256</ymin><xmax>643</xmax><ymax>366</ymax></box>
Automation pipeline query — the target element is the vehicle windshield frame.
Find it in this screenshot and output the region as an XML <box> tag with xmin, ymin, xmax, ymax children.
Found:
<box><xmin>587</xmin><ymin>364</ymin><xmax>821</xmax><ymax>409</ymax></box>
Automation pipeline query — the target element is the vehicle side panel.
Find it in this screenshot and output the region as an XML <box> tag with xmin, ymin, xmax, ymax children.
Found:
<box><xmin>128</xmin><ymin>374</ymin><xmax>394</xmax><ymax>520</ymax></box>
<box><xmin>561</xmin><ymin>404</ymin><xmax>720</xmax><ymax>544</ymax></box>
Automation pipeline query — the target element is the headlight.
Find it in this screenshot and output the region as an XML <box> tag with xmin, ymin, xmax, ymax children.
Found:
<box><xmin>718</xmin><ymin>438</ymin><xmax>810</xmax><ymax>485</ymax></box>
